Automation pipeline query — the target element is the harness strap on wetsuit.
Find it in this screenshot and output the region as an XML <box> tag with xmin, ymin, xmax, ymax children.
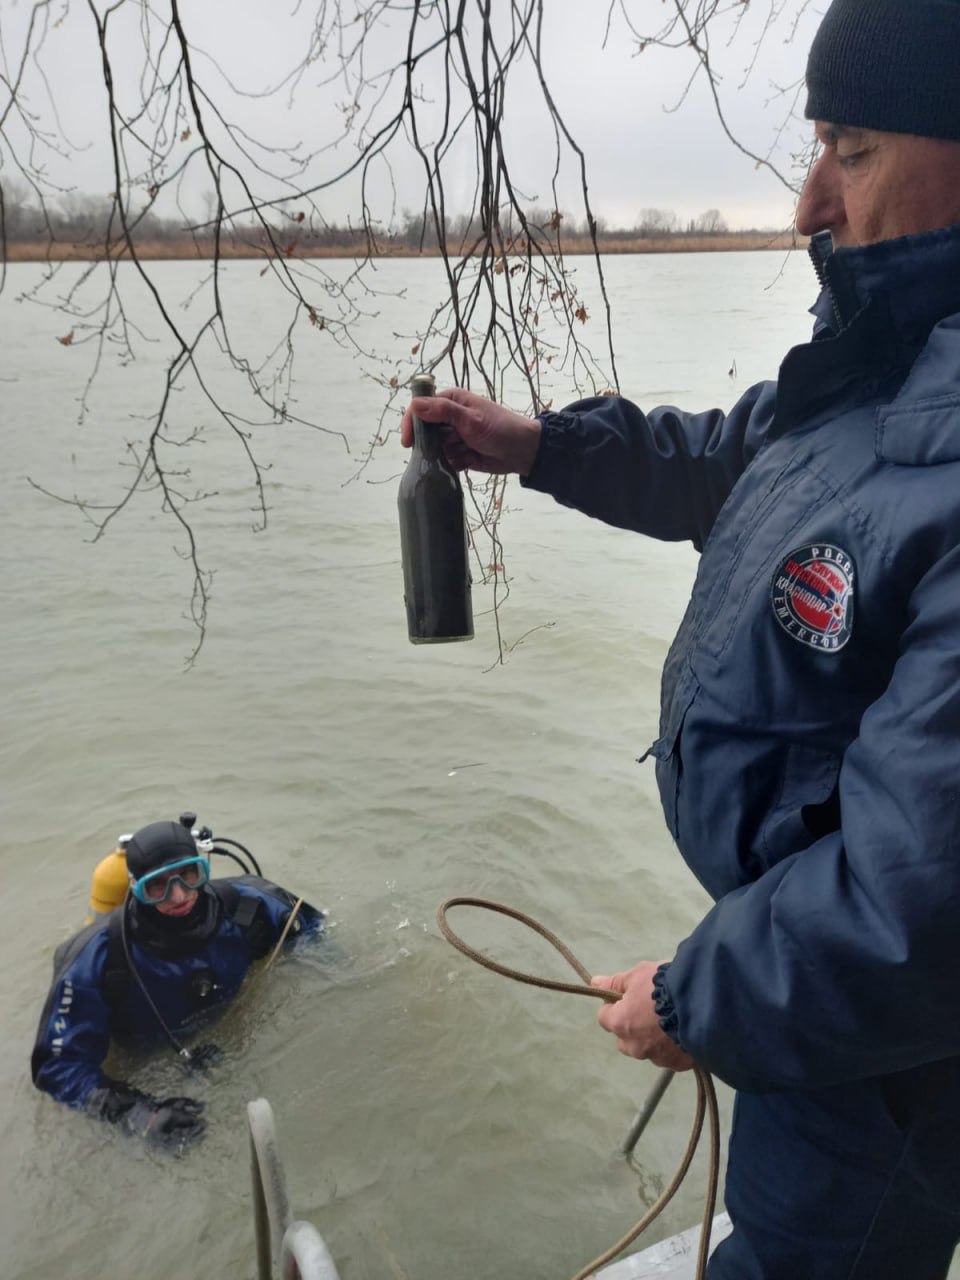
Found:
<box><xmin>230</xmin><ymin>889</ymin><xmax>275</xmax><ymax>960</ymax></box>
<box><xmin>103</xmin><ymin>914</ymin><xmax>132</xmax><ymax>1011</ymax></box>
<box><xmin>230</xmin><ymin>893</ymin><xmax>260</xmax><ymax>930</ymax></box>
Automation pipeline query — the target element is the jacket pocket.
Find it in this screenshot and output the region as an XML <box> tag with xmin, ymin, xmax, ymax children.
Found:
<box><xmin>642</xmin><ymin>672</ymin><xmax>701</xmax><ymax>843</ymax></box>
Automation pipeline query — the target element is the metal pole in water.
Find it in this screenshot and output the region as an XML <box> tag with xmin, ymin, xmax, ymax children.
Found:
<box><xmin>621</xmin><ymin>1068</ymin><xmax>675</xmax><ymax>1156</ymax></box>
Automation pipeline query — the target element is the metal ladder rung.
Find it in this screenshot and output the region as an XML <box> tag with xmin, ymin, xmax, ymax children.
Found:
<box><xmin>248</xmin><ymin>1097</ymin><xmax>342</xmax><ymax>1280</ymax></box>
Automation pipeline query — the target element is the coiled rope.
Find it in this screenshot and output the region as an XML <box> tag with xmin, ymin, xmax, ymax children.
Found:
<box><xmin>437</xmin><ymin>896</ymin><xmax>721</xmax><ymax>1280</ymax></box>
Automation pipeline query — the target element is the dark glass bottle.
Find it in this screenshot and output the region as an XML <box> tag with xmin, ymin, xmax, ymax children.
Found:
<box><xmin>398</xmin><ymin>373</ymin><xmax>474</xmax><ymax>643</ymax></box>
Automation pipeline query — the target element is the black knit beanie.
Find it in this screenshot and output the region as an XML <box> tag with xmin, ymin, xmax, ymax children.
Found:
<box><xmin>805</xmin><ymin>0</ymin><xmax>960</xmax><ymax>142</ymax></box>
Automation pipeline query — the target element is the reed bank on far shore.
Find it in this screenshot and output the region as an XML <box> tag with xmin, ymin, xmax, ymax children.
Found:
<box><xmin>7</xmin><ymin>228</ymin><xmax>805</xmax><ymax>264</ymax></box>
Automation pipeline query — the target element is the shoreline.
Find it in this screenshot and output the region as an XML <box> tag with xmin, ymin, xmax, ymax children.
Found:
<box><xmin>5</xmin><ymin>230</ymin><xmax>804</xmax><ymax>264</ymax></box>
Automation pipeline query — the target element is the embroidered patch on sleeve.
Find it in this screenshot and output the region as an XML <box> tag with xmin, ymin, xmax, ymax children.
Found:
<box><xmin>771</xmin><ymin>543</ymin><xmax>855</xmax><ymax>651</ymax></box>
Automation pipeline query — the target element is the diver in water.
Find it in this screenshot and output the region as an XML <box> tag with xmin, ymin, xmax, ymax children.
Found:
<box><xmin>31</xmin><ymin>815</ymin><xmax>324</xmax><ymax>1154</ymax></box>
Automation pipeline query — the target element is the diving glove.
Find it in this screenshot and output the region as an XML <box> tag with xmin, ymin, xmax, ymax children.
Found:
<box><xmin>185</xmin><ymin>1041</ymin><xmax>223</xmax><ymax>1072</ymax></box>
<box><xmin>87</xmin><ymin>1082</ymin><xmax>206</xmax><ymax>1153</ymax></box>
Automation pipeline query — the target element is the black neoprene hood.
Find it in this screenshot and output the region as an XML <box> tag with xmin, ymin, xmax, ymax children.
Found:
<box><xmin>125</xmin><ymin>820</ymin><xmax>199</xmax><ymax>879</ymax></box>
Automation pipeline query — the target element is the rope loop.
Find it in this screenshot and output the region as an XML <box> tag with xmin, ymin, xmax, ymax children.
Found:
<box><xmin>436</xmin><ymin>896</ymin><xmax>720</xmax><ymax>1280</ymax></box>
<box><xmin>437</xmin><ymin>896</ymin><xmax>621</xmax><ymax>1001</ymax></box>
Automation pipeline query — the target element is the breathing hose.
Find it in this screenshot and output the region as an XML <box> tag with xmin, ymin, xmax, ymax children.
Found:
<box><xmin>210</xmin><ymin>836</ymin><xmax>262</xmax><ymax>877</ymax></box>
<box><xmin>436</xmin><ymin>896</ymin><xmax>721</xmax><ymax>1280</ymax></box>
<box><xmin>120</xmin><ymin>893</ymin><xmax>196</xmax><ymax>1062</ymax></box>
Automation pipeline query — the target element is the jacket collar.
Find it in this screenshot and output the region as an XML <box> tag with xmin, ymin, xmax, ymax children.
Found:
<box><xmin>809</xmin><ymin>224</ymin><xmax>960</xmax><ymax>342</ymax></box>
<box><xmin>771</xmin><ymin>225</ymin><xmax>960</xmax><ymax>442</ymax></box>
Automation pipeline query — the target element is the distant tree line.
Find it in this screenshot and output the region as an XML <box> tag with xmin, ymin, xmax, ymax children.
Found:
<box><xmin>393</xmin><ymin>205</ymin><xmax>745</xmax><ymax>246</ymax></box>
<box><xmin>3</xmin><ymin>183</ymin><xmax>776</xmax><ymax>256</ymax></box>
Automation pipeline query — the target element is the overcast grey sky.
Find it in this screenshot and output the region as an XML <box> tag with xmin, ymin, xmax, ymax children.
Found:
<box><xmin>2</xmin><ymin>0</ymin><xmax>824</xmax><ymax>231</ymax></box>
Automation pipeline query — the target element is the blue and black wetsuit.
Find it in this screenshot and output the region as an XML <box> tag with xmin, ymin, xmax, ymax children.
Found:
<box><xmin>32</xmin><ymin>875</ymin><xmax>323</xmax><ymax>1110</ymax></box>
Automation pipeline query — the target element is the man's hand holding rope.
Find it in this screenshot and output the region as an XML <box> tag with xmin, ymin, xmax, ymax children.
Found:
<box><xmin>592</xmin><ymin>962</ymin><xmax>696</xmax><ymax>1073</ymax></box>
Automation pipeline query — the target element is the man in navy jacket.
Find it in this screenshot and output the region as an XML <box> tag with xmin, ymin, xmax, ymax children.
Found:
<box><xmin>403</xmin><ymin>1</ymin><xmax>960</xmax><ymax>1274</ymax></box>
<box><xmin>32</xmin><ymin>819</ymin><xmax>323</xmax><ymax>1154</ymax></box>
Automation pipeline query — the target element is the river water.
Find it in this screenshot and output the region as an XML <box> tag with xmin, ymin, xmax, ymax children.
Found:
<box><xmin>3</xmin><ymin>250</ymin><xmax>925</xmax><ymax>1280</ymax></box>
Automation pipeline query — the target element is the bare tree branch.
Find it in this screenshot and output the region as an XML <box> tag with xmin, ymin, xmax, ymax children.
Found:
<box><xmin>1</xmin><ymin>0</ymin><xmax>812</xmax><ymax>663</ymax></box>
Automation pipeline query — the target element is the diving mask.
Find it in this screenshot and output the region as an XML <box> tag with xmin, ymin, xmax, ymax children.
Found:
<box><xmin>131</xmin><ymin>855</ymin><xmax>211</xmax><ymax>905</ymax></box>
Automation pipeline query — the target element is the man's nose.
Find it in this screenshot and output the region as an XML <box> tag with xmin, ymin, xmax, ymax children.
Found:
<box><xmin>796</xmin><ymin>151</ymin><xmax>846</xmax><ymax>238</ymax></box>
<box><xmin>168</xmin><ymin>879</ymin><xmax>190</xmax><ymax>903</ymax></box>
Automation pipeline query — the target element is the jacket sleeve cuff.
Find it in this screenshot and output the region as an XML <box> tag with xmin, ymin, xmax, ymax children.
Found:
<box><xmin>652</xmin><ymin>962</ymin><xmax>681</xmax><ymax>1045</ymax></box>
<box><xmin>520</xmin><ymin>410</ymin><xmax>585</xmax><ymax>493</ymax></box>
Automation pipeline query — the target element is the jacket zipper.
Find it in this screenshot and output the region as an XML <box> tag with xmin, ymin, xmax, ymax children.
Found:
<box><xmin>808</xmin><ymin>238</ymin><xmax>845</xmax><ymax>333</ymax></box>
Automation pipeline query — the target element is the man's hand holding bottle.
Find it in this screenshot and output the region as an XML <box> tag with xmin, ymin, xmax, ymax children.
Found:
<box><xmin>402</xmin><ymin>386</ymin><xmax>541</xmax><ymax>477</ymax></box>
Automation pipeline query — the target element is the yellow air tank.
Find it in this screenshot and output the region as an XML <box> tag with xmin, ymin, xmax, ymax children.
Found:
<box><xmin>87</xmin><ymin>835</ymin><xmax>133</xmax><ymax>923</ymax></box>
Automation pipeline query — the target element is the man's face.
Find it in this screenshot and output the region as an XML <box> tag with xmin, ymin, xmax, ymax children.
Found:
<box><xmin>155</xmin><ymin>877</ymin><xmax>199</xmax><ymax>917</ymax></box>
<box><xmin>796</xmin><ymin>122</ymin><xmax>960</xmax><ymax>247</ymax></box>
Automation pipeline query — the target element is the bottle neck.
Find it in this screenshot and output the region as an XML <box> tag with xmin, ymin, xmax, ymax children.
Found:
<box><xmin>412</xmin><ymin>414</ymin><xmax>442</xmax><ymax>459</ymax></box>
